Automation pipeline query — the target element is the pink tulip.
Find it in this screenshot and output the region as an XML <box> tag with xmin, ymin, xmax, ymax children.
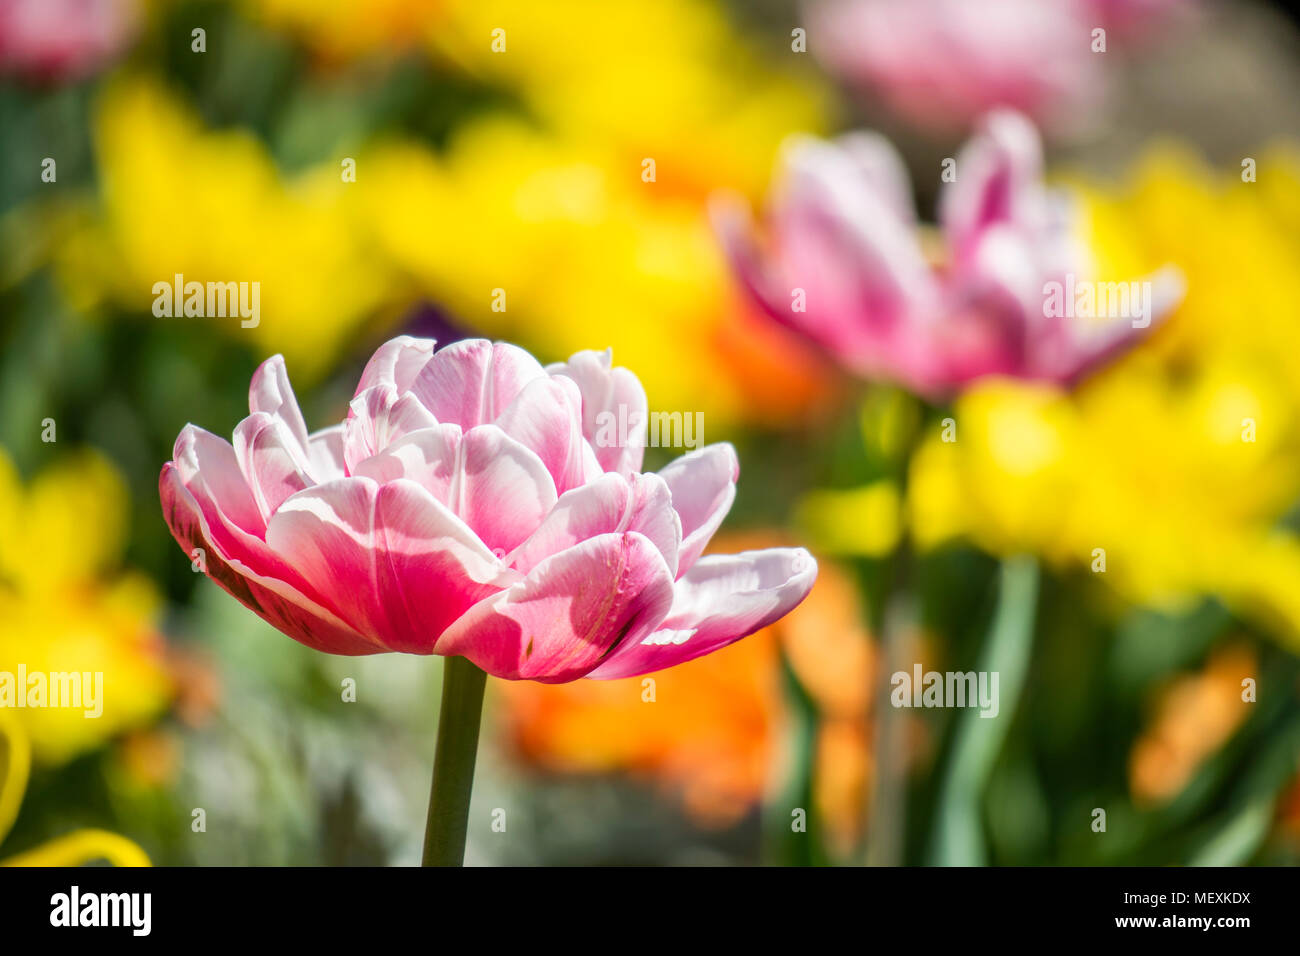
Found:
<box><xmin>805</xmin><ymin>0</ymin><xmax>1189</xmax><ymax>133</ymax></box>
<box><xmin>160</xmin><ymin>338</ymin><xmax>817</xmax><ymax>683</ymax></box>
<box><xmin>1084</xmin><ymin>0</ymin><xmax>1188</xmax><ymax>38</ymax></box>
<box><xmin>807</xmin><ymin>0</ymin><xmax>1098</xmax><ymax>132</ymax></box>
<box><xmin>0</xmin><ymin>0</ymin><xmax>139</xmax><ymax>83</ymax></box>
<box><xmin>714</xmin><ymin>110</ymin><xmax>1183</xmax><ymax>398</ymax></box>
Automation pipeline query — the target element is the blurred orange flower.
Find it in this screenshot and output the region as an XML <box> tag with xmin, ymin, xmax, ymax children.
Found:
<box><xmin>1274</xmin><ymin>773</ymin><xmax>1300</xmax><ymax>846</ymax></box>
<box><xmin>114</xmin><ymin>729</ymin><xmax>181</xmax><ymax>790</ymax></box>
<box><xmin>1129</xmin><ymin>644</ymin><xmax>1255</xmax><ymax>805</ymax></box>
<box><xmin>496</xmin><ymin>533</ymin><xmax>875</xmax><ymax>849</ymax></box>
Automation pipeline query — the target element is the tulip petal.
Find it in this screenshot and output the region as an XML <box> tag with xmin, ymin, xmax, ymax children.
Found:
<box><xmin>343</xmin><ymin>385</ymin><xmax>439</xmax><ymax>472</ymax></box>
<box><xmin>437</xmin><ymin>532</ymin><xmax>675</xmax><ymax>682</ymax></box>
<box><xmin>587</xmin><ymin>547</ymin><xmax>818</xmax><ymax>679</ymax></box>
<box><xmin>161</xmin><ymin>463</ymin><xmax>380</xmax><ymax>655</ymax></box>
<box><xmin>265</xmin><ymin>478</ymin><xmax>510</xmax><ymax>653</ymax></box>
<box><xmin>548</xmin><ymin>349</ymin><xmax>649</xmax><ymax>476</ymax></box>
<box><xmin>173</xmin><ymin>424</ymin><xmax>268</xmax><ymax>544</ymax></box>
<box><xmin>354</xmin><ymin>424</ymin><xmax>557</xmax><ymax>554</ymax></box>
<box><xmin>507</xmin><ymin>472</ymin><xmax>680</xmax><ymax>576</ymax></box>
<box><xmin>264</xmin><ymin>479</ymin><xmax>387</xmax><ymax>644</ymax></box>
<box><xmin>496</xmin><ymin>374</ymin><xmax>591</xmax><ymax>495</ymax></box>
<box><xmin>940</xmin><ymin>109</ymin><xmax>1045</xmax><ymax>260</ymax></box>
<box><xmin>306</xmin><ymin>425</ymin><xmax>347</xmax><ymax>482</ymax></box>
<box><xmin>233</xmin><ymin>412</ymin><xmax>314</xmax><ymax>520</ymax></box>
<box><xmin>249</xmin><ymin>354</ymin><xmax>310</xmax><ymax>453</ymax></box>
<box><xmin>375</xmin><ymin>480</ymin><xmax>518</xmax><ymax>653</ymax></box>
<box><xmin>837</xmin><ymin>130</ymin><xmax>916</xmax><ymax>226</ymax></box>
<box><xmin>1058</xmin><ymin>265</ymin><xmax>1186</xmax><ymax>384</ymax></box>
<box><xmin>778</xmin><ymin>134</ymin><xmax>937</xmax><ymax>334</ymax></box>
<box><xmin>409</xmin><ymin>339</ymin><xmax>546</xmax><ymax>429</ymax></box>
<box><xmin>351</xmin><ymin>424</ymin><xmax>463</xmax><ymax>503</ymax></box>
<box><xmin>353</xmin><ymin>335</ymin><xmax>436</xmax><ymax>397</ymax></box>
<box><xmin>450</xmin><ymin>426</ymin><xmax>558</xmax><ymax>554</ymax></box>
<box><xmin>172</xmin><ymin>427</ymin><xmax>356</xmax><ymax>609</ymax></box>
<box><xmin>657</xmin><ymin>443</ymin><xmax>739</xmax><ymax>574</ymax></box>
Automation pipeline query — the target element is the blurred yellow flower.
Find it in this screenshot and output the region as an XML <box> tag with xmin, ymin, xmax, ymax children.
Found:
<box><xmin>244</xmin><ymin>0</ymin><xmax>829</xmax><ymax>200</ymax></box>
<box><xmin>55</xmin><ymin>58</ymin><xmax>830</xmax><ymax>419</ymax></box>
<box><xmin>230</xmin><ymin>0</ymin><xmax>834</xmax><ymax>422</ymax></box>
<box><xmin>0</xmin><ymin>712</ymin><xmax>149</xmax><ymax>866</ymax></box>
<box><xmin>42</xmin><ymin>0</ymin><xmax>834</xmax><ymax>422</ymax></box>
<box><xmin>796</xmin><ymin>480</ymin><xmax>902</xmax><ymax>557</ymax></box>
<box><xmin>356</xmin><ymin>120</ymin><xmax>828</xmax><ymax>423</ymax></box>
<box><xmin>239</xmin><ymin>0</ymin><xmax>447</xmax><ymax>63</ymax></box>
<box><xmin>430</xmin><ymin>0</ymin><xmax>829</xmax><ymax>202</ymax></box>
<box><xmin>57</xmin><ymin>77</ymin><xmax>393</xmax><ymax>381</ymax></box>
<box><xmin>910</xmin><ymin>146</ymin><xmax>1300</xmax><ymax>647</ymax></box>
<box><xmin>0</xmin><ymin>449</ymin><xmax>172</xmax><ymax>764</ymax></box>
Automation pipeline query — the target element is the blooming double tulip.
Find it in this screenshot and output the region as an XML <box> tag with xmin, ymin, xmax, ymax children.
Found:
<box><xmin>715</xmin><ymin>110</ymin><xmax>1183</xmax><ymax>398</ymax></box>
<box><xmin>160</xmin><ymin>337</ymin><xmax>816</xmax><ymax>682</ymax></box>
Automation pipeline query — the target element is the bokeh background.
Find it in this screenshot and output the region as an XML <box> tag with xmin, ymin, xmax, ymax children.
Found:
<box><xmin>2</xmin><ymin>0</ymin><xmax>1300</xmax><ymax>865</ymax></box>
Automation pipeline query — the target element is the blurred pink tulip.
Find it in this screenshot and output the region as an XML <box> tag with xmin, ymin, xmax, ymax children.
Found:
<box><xmin>0</xmin><ymin>0</ymin><xmax>138</xmax><ymax>82</ymax></box>
<box><xmin>160</xmin><ymin>338</ymin><xmax>817</xmax><ymax>682</ymax></box>
<box><xmin>808</xmin><ymin>0</ymin><xmax>1097</xmax><ymax>132</ymax></box>
<box><xmin>805</xmin><ymin>0</ymin><xmax>1188</xmax><ymax>132</ymax></box>
<box><xmin>1089</xmin><ymin>0</ymin><xmax>1187</xmax><ymax>37</ymax></box>
<box><xmin>715</xmin><ymin>110</ymin><xmax>1182</xmax><ymax>398</ymax></box>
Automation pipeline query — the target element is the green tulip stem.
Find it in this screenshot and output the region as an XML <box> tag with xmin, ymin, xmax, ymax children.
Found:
<box><xmin>421</xmin><ymin>655</ymin><xmax>488</xmax><ymax>867</ymax></box>
<box><xmin>929</xmin><ymin>555</ymin><xmax>1040</xmax><ymax>866</ymax></box>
